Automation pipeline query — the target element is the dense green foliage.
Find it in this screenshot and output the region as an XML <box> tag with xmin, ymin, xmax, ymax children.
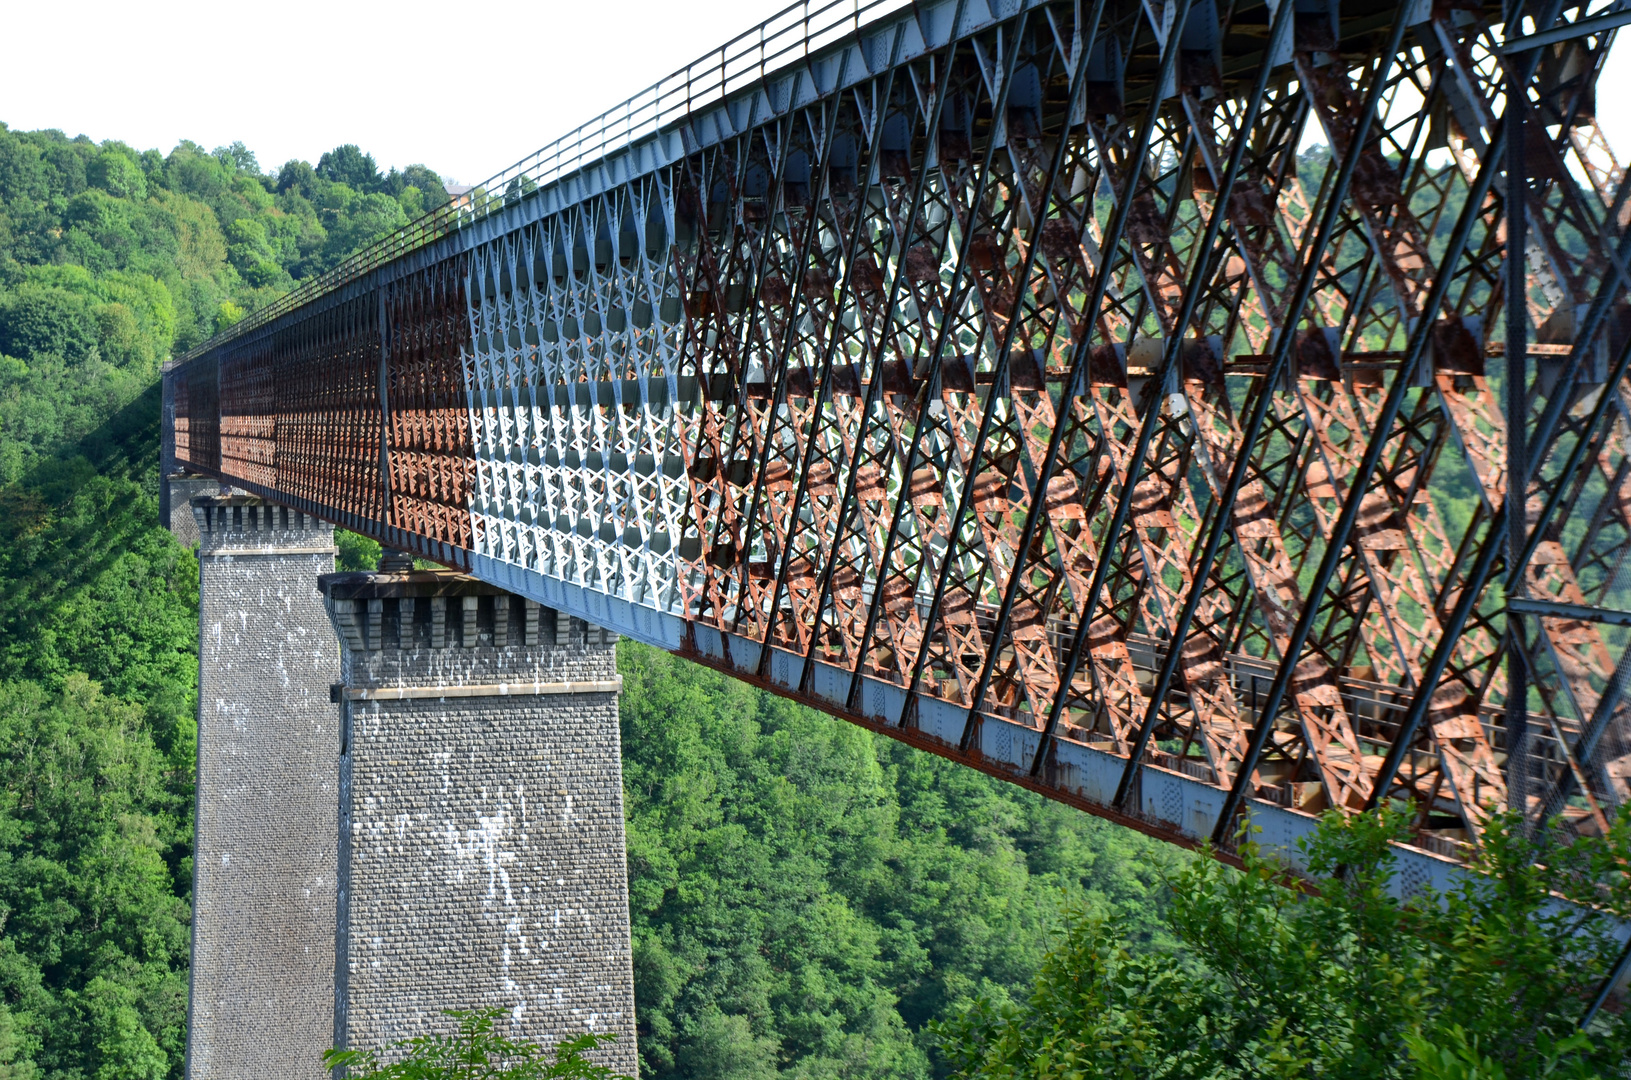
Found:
<box><xmin>937</xmin><ymin>808</ymin><xmax>1631</xmax><ymax>1079</ymax></box>
<box><xmin>0</xmin><ymin>393</ymin><xmax>196</xmax><ymax>1080</ymax></box>
<box><xmin>619</xmin><ymin>645</ymin><xmax>1173</xmax><ymax>1080</ymax></box>
<box><xmin>0</xmin><ymin>125</ymin><xmax>447</xmax><ymax>484</ymax></box>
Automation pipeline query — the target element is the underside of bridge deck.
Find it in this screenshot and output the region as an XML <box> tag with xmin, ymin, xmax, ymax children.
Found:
<box><xmin>163</xmin><ymin>0</ymin><xmax>1630</xmax><ymax>872</ymax></box>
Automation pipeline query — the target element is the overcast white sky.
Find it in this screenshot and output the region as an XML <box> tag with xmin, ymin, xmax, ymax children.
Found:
<box><xmin>2</xmin><ymin>0</ymin><xmax>1628</xmax><ymax>186</ymax></box>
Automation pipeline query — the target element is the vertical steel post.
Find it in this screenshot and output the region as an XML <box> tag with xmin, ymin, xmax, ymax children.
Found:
<box><xmin>1505</xmin><ymin>68</ymin><xmax>1530</xmax><ymax>796</ymax></box>
<box><xmin>378</xmin><ymin>289</ymin><xmax>393</xmax><ymax>541</ymax></box>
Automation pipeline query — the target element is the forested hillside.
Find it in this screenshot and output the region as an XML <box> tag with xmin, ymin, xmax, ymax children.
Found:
<box><xmin>618</xmin><ymin>647</ymin><xmax>1170</xmax><ymax>1080</ymax></box>
<box><xmin>0</xmin><ymin>124</ymin><xmax>1171</xmax><ymax>1080</ymax></box>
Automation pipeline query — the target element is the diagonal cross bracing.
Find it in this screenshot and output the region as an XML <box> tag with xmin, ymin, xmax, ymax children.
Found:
<box><xmin>164</xmin><ymin>0</ymin><xmax>1631</xmax><ymax>867</ymax></box>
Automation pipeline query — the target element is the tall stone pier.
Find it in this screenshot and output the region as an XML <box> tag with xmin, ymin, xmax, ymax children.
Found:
<box><xmin>186</xmin><ymin>496</ymin><xmax>340</xmax><ymax>1078</ymax></box>
<box><xmin>319</xmin><ymin>568</ymin><xmax>637</xmax><ymax>1074</ymax></box>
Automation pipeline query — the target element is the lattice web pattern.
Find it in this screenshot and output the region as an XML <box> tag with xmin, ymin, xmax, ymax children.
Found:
<box><xmin>167</xmin><ymin>0</ymin><xmax>1631</xmax><ymax>864</ymax></box>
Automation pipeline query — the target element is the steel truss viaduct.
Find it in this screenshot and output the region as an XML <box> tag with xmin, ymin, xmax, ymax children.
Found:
<box><xmin>165</xmin><ymin>0</ymin><xmax>1631</xmax><ymax>874</ymax></box>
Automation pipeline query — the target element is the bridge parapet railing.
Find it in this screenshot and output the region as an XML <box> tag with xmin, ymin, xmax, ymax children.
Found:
<box><xmin>172</xmin><ymin>0</ymin><xmax>922</xmax><ymax>368</ymax></box>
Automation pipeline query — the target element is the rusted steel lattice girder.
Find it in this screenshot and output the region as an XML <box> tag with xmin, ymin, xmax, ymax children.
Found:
<box><xmin>164</xmin><ymin>0</ymin><xmax>1631</xmax><ymax>871</ymax></box>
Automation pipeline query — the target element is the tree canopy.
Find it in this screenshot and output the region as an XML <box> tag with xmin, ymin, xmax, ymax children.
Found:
<box><xmin>0</xmin><ymin>125</ymin><xmax>450</xmax><ymax>379</ymax></box>
<box><xmin>617</xmin><ymin>644</ymin><xmax>1175</xmax><ymax>1080</ymax></box>
<box><xmin>936</xmin><ymin>808</ymin><xmax>1631</xmax><ymax>1079</ymax></box>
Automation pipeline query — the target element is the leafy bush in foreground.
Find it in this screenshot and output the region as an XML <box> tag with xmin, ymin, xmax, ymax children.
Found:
<box><xmin>936</xmin><ymin>807</ymin><xmax>1631</xmax><ymax>1079</ymax></box>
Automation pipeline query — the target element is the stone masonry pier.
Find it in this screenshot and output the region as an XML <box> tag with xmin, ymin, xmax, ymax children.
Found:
<box><xmin>320</xmin><ymin>569</ymin><xmax>637</xmax><ymax>1074</ymax></box>
<box><xmin>186</xmin><ymin>495</ymin><xmax>339</xmax><ymax>1079</ymax></box>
